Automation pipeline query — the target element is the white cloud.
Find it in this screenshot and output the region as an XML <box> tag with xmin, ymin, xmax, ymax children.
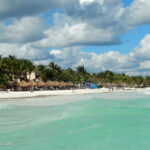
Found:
<box><xmin>0</xmin><ymin>43</ymin><xmax>49</xmax><ymax>60</ymax></box>
<box><xmin>80</xmin><ymin>0</ymin><xmax>104</xmax><ymax>5</ymax></box>
<box><xmin>0</xmin><ymin>16</ymin><xmax>47</xmax><ymax>43</ymax></box>
<box><xmin>37</xmin><ymin>21</ymin><xmax>120</xmax><ymax>48</ymax></box>
<box><xmin>1</xmin><ymin>33</ymin><xmax>150</xmax><ymax>75</ymax></box>
<box><xmin>41</xmin><ymin>0</ymin><xmax>150</xmax><ymax>48</ymax></box>
<box><xmin>35</xmin><ymin>34</ymin><xmax>150</xmax><ymax>75</ymax></box>
<box><xmin>47</xmin><ymin>47</ymin><xmax>129</xmax><ymax>73</ymax></box>
<box><xmin>130</xmin><ymin>34</ymin><xmax>150</xmax><ymax>59</ymax></box>
<box><xmin>50</xmin><ymin>49</ymin><xmax>61</xmax><ymax>55</ymax></box>
<box><xmin>31</xmin><ymin>0</ymin><xmax>150</xmax><ymax>49</ymax></box>
<box><xmin>139</xmin><ymin>61</ymin><xmax>150</xmax><ymax>69</ymax></box>
<box><xmin>0</xmin><ymin>0</ymin><xmax>150</xmax><ymax>48</ymax></box>
<box><xmin>123</xmin><ymin>0</ymin><xmax>150</xmax><ymax>26</ymax></box>
<box><xmin>80</xmin><ymin>0</ymin><xmax>95</xmax><ymax>4</ymax></box>
<box><xmin>0</xmin><ymin>0</ymin><xmax>76</xmax><ymax>19</ymax></box>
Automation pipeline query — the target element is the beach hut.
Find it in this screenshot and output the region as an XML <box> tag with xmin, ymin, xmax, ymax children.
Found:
<box><xmin>45</xmin><ymin>80</ymin><xmax>55</xmax><ymax>88</ymax></box>
<box><xmin>114</xmin><ymin>83</ymin><xmax>122</xmax><ymax>88</ymax></box>
<box><xmin>37</xmin><ymin>80</ymin><xmax>45</xmax><ymax>87</ymax></box>
<box><xmin>27</xmin><ymin>80</ymin><xmax>36</xmax><ymax>87</ymax></box>
<box><xmin>8</xmin><ymin>81</ymin><xmax>18</xmax><ymax>88</ymax></box>
<box><xmin>60</xmin><ymin>81</ymin><xmax>67</xmax><ymax>88</ymax></box>
<box><xmin>67</xmin><ymin>81</ymin><xmax>74</xmax><ymax>88</ymax></box>
<box><xmin>18</xmin><ymin>80</ymin><xmax>28</xmax><ymax>88</ymax></box>
<box><xmin>103</xmin><ymin>83</ymin><xmax>112</xmax><ymax>88</ymax></box>
<box><xmin>53</xmin><ymin>81</ymin><xmax>60</xmax><ymax>88</ymax></box>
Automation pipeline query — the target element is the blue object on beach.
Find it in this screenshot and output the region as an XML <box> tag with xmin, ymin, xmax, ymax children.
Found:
<box><xmin>84</xmin><ymin>82</ymin><xmax>98</xmax><ymax>89</ymax></box>
<box><xmin>84</xmin><ymin>82</ymin><xmax>91</xmax><ymax>85</ymax></box>
<box><xmin>92</xmin><ymin>83</ymin><xmax>98</xmax><ymax>89</ymax></box>
<box><xmin>84</xmin><ymin>82</ymin><xmax>92</xmax><ymax>88</ymax></box>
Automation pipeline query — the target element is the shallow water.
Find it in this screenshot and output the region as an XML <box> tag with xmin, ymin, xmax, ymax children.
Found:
<box><xmin>1</xmin><ymin>91</ymin><xmax>150</xmax><ymax>150</ymax></box>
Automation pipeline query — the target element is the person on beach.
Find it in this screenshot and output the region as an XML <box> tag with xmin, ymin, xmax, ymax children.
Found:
<box><xmin>109</xmin><ymin>87</ymin><xmax>113</xmax><ymax>92</ymax></box>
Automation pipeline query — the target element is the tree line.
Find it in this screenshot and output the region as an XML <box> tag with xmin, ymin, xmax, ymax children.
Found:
<box><xmin>0</xmin><ymin>55</ymin><xmax>150</xmax><ymax>89</ymax></box>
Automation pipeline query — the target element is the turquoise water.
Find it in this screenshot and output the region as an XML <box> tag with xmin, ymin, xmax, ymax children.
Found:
<box><xmin>1</xmin><ymin>91</ymin><xmax>150</xmax><ymax>150</ymax></box>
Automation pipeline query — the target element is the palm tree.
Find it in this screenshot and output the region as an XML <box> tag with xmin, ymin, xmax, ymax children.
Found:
<box><xmin>76</xmin><ymin>65</ymin><xmax>88</xmax><ymax>83</ymax></box>
<box><xmin>49</xmin><ymin>62</ymin><xmax>62</xmax><ymax>81</ymax></box>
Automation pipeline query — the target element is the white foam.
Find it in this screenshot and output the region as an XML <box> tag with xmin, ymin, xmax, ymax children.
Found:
<box><xmin>144</xmin><ymin>91</ymin><xmax>150</xmax><ymax>95</ymax></box>
<box><xmin>0</xmin><ymin>103</ymin><xmax>9</xmax><ymax>109</ymax></box>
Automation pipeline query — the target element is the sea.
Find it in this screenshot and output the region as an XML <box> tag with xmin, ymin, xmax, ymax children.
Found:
<box><xmin>1</xmin><ymin>90</ymin><xmax>150</xmax><ymax>150</ymax></box>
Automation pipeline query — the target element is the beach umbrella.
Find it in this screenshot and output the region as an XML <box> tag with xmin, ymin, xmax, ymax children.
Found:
<box><xmin>27</xmin><ymin>80</ymin><xmax>36</xmax><ymax>87</ymax></box>
<box><xmin>18</xmin><ymin>81</ymin><xmax>28</xmax><ymax>88</ymax></box>
<box><xmin>118</xmin><ymin>83</ymin><xmax>126</xmax><ymax>87</ymax></box>
<box><xmin>8</xmin><ymin>81</ymin><xmax>17</xmax><ymax>87</ymax></box>
<box><xmin>45</xmin><ymin>80</ymin><xmax>55</xmax><ymax>87</ymax></box>
<box><xmin>101</xmin><ymin>83</ymin><xmax>107</xmax><ymax>87</ymax></box>
<box><xmin>67</xmin><ymin>81</ymin><xmax>74</xmax><ymax>87</ymax></box>
<box><xmin>103</xmin><ymin>83</ymin><xmax>112</xmax><ymax>88</ymax></box>
<box><xmin>53</xmin><ymin>81</ymin><xmax>60</xmax><ymax>87</ymax></box>
<box><xmin>60</xmin><ymin>81</ymin><xmax>67</xmax><ymax>87</ymax></box>
<box><xmin>113</xmin><ymin>83</ymin><xmax>119</xmax><ymax>87</ymax></box>
<box><xmin>37</xmin><ymin>80</ymin><xmax>46</xmax><ymax>87</ymax></box>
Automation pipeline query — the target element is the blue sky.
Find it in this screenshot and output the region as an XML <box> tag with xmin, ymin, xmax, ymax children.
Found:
<box><xmin>83</xmin><ymin>0</ymin><xmax>150</xmax><ymax>55</ymax></box>
<box><xmin>122</xmin><ymin>0</ymin><xmax>133</xmax><ymax>6</ymax></box>
<box><xmin>0</xmin><ymin>0</ymin><xmax>150</xmax><ymax>75</ymax></box>
<box><xmin>44</xmin><ymin>0</ymin><xmax>150</xmax><ymax>56</ymax></box>
<box><xmin>83</xmin><ymin>24</ymin><xmax>150</xmax><ymax>55</ymax></box>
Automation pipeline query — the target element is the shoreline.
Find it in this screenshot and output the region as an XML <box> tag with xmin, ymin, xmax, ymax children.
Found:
<box><xmin>0</xmin><ymin>87</ymin><xmax>149</xmax><ymax>99</ymax></box>
<box><xmin>0</xmin><ymin>88</ymin><xmax>133</xmax><ymax>99</ymax></box>
<box><xmin>0</xmin><ymin>88</ymin><xmax>109</xmax><ymax>99</ymax></box>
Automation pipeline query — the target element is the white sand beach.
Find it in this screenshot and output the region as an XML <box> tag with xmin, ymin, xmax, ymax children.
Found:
<box><xmin>0</xmin><ymin>88</ymin><xmax>108</xmax><ymax>99</ymax></box>
<box><xmin>0</xmin><ymin>87</ymin><xmax>141</xmax><ymax>99</ymax></box>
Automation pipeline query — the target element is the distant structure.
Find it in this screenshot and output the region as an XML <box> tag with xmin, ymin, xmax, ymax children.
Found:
<box><xmin>84</xmin><ymin>82</ymin><xmax>98</xmax><ymax>89</ymax></box>
<box><xmin>27</xmin><ymin>72</ymin><xmax>36</xmax><ymax>80</ymax></box>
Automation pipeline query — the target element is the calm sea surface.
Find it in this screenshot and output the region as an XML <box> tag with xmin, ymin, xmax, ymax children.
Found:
<box><xmin>1</xmin><ymin>90</ymin><xmax>150</xmax><ymax>150</ymax></box>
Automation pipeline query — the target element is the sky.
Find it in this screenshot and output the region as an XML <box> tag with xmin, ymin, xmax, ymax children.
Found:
<box><xmin>0</xmin><ymin>0</ymin><xmax>150</xmax><ymax>75</ymax></box>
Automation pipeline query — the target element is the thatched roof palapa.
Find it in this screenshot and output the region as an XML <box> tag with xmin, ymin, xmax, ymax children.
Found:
<box><xmin>67</xmin><ymin>81</ymin><xmax>74</xmax><ymax>87</ymax></box>
<box><xmin>18</xmin><ymin>81</ymin><xmax>28</xmax><ymax>88</ymax></box>
<box><xmin>37</xmin><ymin>80</ymin><xmax>45</xmax><ymax>87</ymax></box>
<box><xmin>59</xmin><ymin>81</ymin><xmax>67</xmax><ymax>87</ymax></box>
<box><xmin>8</xmin><ymin>81</ymin><xmax>18</xmax><ymax>88</ymax></box>
<box><xmin>102</xmin><ymin>83</ymin><xmax>113</xmax><ymax>88</ymax></box>
<box><xmin>53</xmin><ymin>81</ymin><xmax>60</xmax><ymax>87</ymax></box>
<box><xmin>45</xmin><ymin>80</ymin><xmax>55</xmax><ymax>87</ymax></box>
<box><xmin>27</xmin><ymin>80</ymin><xmax>36</xmax><ymax>87</ymax></box>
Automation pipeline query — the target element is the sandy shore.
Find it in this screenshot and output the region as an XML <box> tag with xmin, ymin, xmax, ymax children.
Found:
<box><xmin>0</xmin><ymin>87</ymin><xmax>149</xmax><ymax>99</ymax></box>
<box><xmin>0</xmin><ymin>88</ymin><xmax>111</xmax><ymax>99</ymax></box>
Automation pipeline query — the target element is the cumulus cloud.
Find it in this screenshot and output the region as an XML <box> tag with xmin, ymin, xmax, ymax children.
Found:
<box><xmin>130</xmin><ymin>34</ymin><xmax>150</xmax><ymax>59</ymax></box>
<box><xmin>31</xmin><ymin>0</ymin><xmax>150</xmax><ymax>48</ymax></box>
<box><xmin>35</xmin><ymin>34</ymin><xmax>150</xmax><ymax>75</ymax></box>
<box><xmin>139</xmin><ymin>61</ymin><xmax>150</xmax><ymax>69</ymax></box>
<box><xmin>0</xmin><ymin>0</ymin><xmax>150</xmax><ymax>47</ymax></box>
<box><xmin>0</xmin><ymin>16</ymin><xmax>47</xmax><ymax>44</ymax></box>
<box><xmin>37</xmin><ymin>21</ymin><xmax>121</xmax><ymax>48</ymax></box>
<box><xmin>0</xmin><ymin>0</ymin><xmax>76</xmax><ymax>19</ymax></box>
<box><xmin>41</xmin><ymin>0</ymin><xmax>124</xmax><ymax>47</ymax></box>
<box><xmin>1</xmin><ymin>33</ymin><xmax>150</xmax><ymax>75</ymax></box>
<box><xmin>0</xmin><ymin>43</ymin><xmax>49</xmax><ymax>60</ymax></box>
<box><xmin>123</xmin><ymin>0</ymin><xmax>150</xmax><ymax>26</ymax></box>
<box><xmin>47</xmin><ymin>47</ymin><xmax>129</xmax><ymax>73</ymax></box>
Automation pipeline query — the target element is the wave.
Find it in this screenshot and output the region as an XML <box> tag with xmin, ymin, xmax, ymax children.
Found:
<box><xmin>144</xmin><ymin>91</ymin><xmax>150</xmax><ymax>95</ymax></box>
<box><xmin>0</xmin><ymin>103</ymin><xmax>10</xmax><ymax>109</ymax></box>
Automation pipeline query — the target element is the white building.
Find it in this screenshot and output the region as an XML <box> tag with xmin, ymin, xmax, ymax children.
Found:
<box><xmin>27</xmin><ymin>72</ymin><xmax>36</xmax><ymax>80</ymax></box>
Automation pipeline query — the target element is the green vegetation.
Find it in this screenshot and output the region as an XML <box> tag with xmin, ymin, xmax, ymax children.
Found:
<box><xmin>0</xmin><ymin>55</ymin><xmax>150</xmax><ymax>89</ymax></box>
